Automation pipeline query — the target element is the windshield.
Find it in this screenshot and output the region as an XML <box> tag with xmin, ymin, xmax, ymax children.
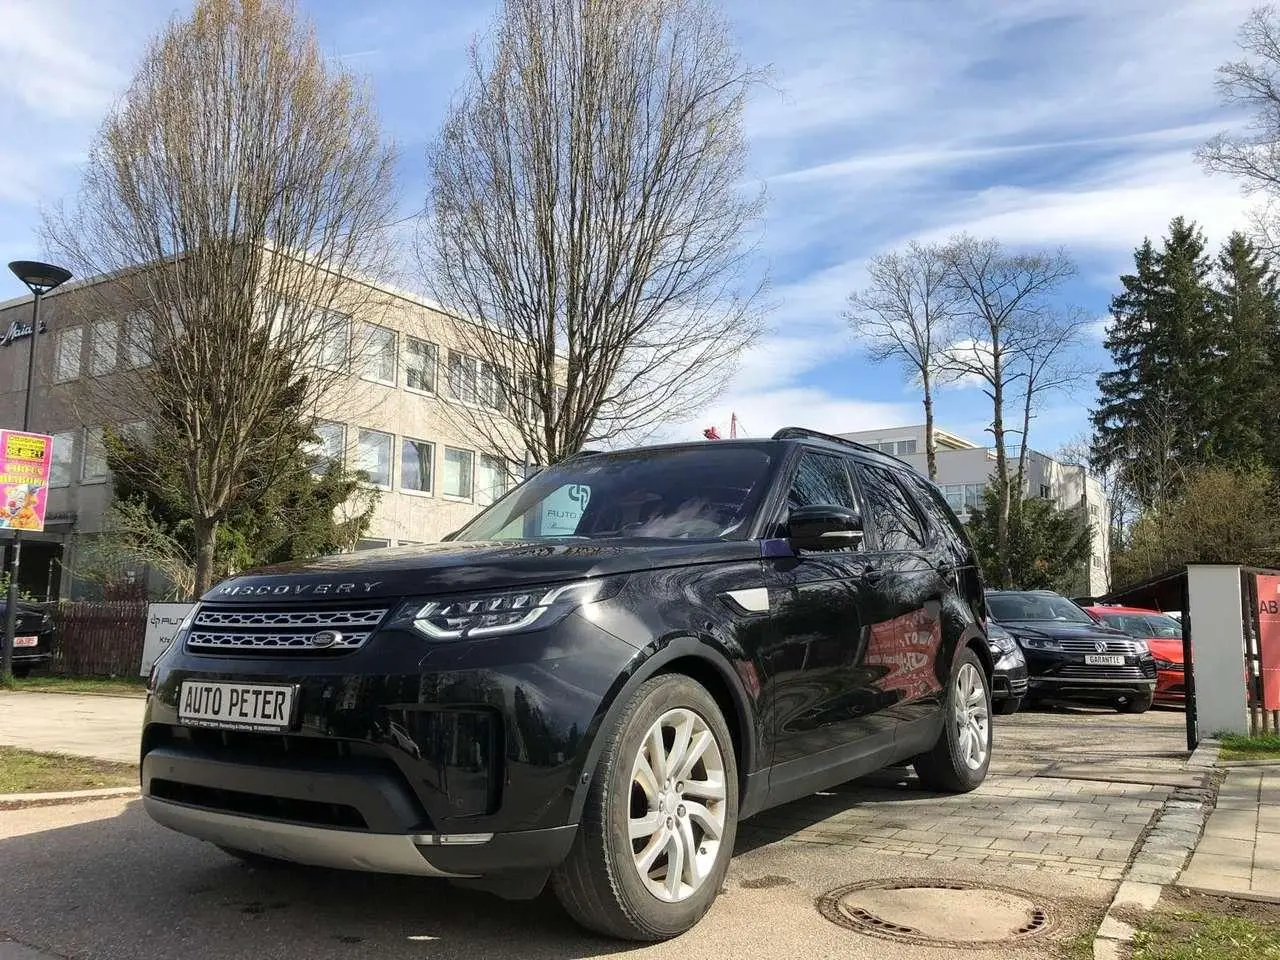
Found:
<box><xmin>1100</xmin><ymin>612</ymin><xmax>1182</xmax><ymax>639</ymax></box>
<box><xmin>986</xmin><ymin>592</ymin><xmax>1095</xmax><ymax>624</ymax></box>
<box><xmin>453</xmin><ymin>446</ymin><xmax>775</xmax><ymax>542</ymax></box>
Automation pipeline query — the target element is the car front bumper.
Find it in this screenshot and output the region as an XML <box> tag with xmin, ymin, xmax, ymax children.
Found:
<box><xmin>992</xmin><ymin>650</ymin><xmax>1029</xmax><ymax>701</ymax></box>
<box><xmin>1022</xmin><ymin>649</ymin><xmax>1157</xmax><ymax>702</ymax></box>
<box><xmin>141</xmin><ymin>611</ymin><xmax>636</xmax><ymax>882</ymax></box>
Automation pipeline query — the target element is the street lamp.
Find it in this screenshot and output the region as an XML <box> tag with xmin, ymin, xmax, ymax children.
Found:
<box><xmin>3</xmin><ymin>260</ymin><xmax>72</xmax><ymax>681</ymax></box>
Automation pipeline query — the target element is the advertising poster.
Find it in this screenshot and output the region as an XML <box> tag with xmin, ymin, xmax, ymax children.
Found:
<box><xmin>0</xmin><ymin>429</ymin><xmax>53</xmax><ymax>532</ymax></box>
<box><xmin>1257</xmin><ymin>574</ymin><xmax>1280</xmax><ymax>711</ymax></box>
<box><xmin>140</xmin><ymin>603</ymin><xmax>196</xmax><ymax>677</ymax></box>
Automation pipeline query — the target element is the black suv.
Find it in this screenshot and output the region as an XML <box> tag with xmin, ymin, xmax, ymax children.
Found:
<box><xmin>0</xmin><ymin>599</ymin><xmax>55</xmax><ymax>677</ymax></box>
<box><xmin>985</xmin><ymin>590</ymin><xmax>1156</xmax><ymax>713</ymax></box>
<box><xmin>142</xmin><ymin>429</ymin><xmax>993</xmax><ymax>940</ymax></box>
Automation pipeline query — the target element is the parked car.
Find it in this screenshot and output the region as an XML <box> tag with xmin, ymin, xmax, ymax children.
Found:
<box><xmin>985</xmin><ymin>589</ymin><xmax>1156</xmax><ymax>713</ymax></box>
<box><xmin>0</xmin><ymin>599</ymin><xmax>55</xmax><ymax>677</ymax></box>
<box><xmin>988</xmin><ymin>620</ymin><xmax>1029</xmax><ymax>715</ymax></box>
<box><xmin>141</xmin><ymin>428</ymin><xmax>994</xmax><ymax>941</ymax></box>
<box><xmin>1083</xmin><ymin>604</ymin><xmax>1185</xmax><ymax>706</ymax></box>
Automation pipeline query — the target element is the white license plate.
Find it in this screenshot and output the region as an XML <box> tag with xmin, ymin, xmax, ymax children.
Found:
<box><xmin>1085</xmin><ymin>654</ymin><xmax>1126</xmax><ymax>666</ymax></box>
<box><xmin>13</xmin><ymin>635</ymin><xmax>38</xmax><ymax>648</ymax></box>
<box><xmin>178</xmin><ymin>681</ymin><xmax>295</xmax><ymax>732</ymax></box>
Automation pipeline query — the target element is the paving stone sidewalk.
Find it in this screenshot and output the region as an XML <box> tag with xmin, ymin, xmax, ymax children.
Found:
<box><xmin>1178</xmin><ymin>765</ymin><xmax>1280</xmax><ymax>901</ymax></box>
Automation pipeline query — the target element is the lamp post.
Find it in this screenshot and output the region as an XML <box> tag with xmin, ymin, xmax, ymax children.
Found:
<box><xmin>3</xmin><ymin>260</ymin><xmax>72</xmax><ymax>681</ymax></box>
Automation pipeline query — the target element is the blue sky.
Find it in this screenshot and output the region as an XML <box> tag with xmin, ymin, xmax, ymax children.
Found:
<box><xmin>0</xmin><ymin>0</ymin><xmax>1256</xmax><ymax>454</ymax></box>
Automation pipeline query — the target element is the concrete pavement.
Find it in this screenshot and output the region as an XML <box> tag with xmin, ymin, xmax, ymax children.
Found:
<box><xmin>1179</xmin><ymin>765</ymin><xmax>1280</xmax><ymax>901</ymax></box>
<box><xmin>0</xmin><ymin>704</ymin><xmax>1195</xmax><ymax>960</ymax></box>
<box><xmin>0</xmin><ymin>691</ymin><xmax>145</xmax><ymax>763</ymax></box>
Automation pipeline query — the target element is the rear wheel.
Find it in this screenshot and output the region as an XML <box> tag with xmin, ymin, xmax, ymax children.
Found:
<box><xmin>1118</xmin><ymin>693</ymin><xmax>1153</xmax><ymax>714</ymax></box>
<box><xmin>552</xmin><ymin>674</ymin><xmax>738</xmax><ymax>941</ymax></box>
<box><xmin>914</xmin><ymin>647</ymin><xmax>991</xmax><ymax>793</ymax></box>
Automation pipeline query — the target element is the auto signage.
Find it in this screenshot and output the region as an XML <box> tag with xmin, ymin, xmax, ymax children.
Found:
<box><xmin>0</xmin><ymin>429</ymin><xmax>54</xmax><ymax>532</ymax></box>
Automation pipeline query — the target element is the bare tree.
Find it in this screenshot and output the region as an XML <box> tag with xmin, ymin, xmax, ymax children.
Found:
<box><xmin>1011</xmin><ymin>307</ymin><xmax>1090</xmax><ymax>495</ymax></box>
<box><xmin>43</xmin><ymin>0</ymin><xmax>396</xmax><ymax>593</ymax></box>
<box><xmin>421</xmin><ymin>0</ymin><xmax>765</xmax><ymax>465</ymax></box>
<box><xmin>941</xmin><ymin>235</ymin><xmax>1077</xmax><ymax>587</ymax></box>
<box><xmin>844</xmin><ymin>242</ymin><xmax>961</xmax><ymax>480</ymax></box>
<box><xmin>1202</xmin><ymin>7</ymin><xmax>1280</xmax><ymax>194</ymax></box>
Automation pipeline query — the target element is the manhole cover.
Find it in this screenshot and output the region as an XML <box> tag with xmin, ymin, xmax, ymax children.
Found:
<box><xmin>816</xmin><ymin>879</ymin><xmax>1055</xmax><ymax>948</ymax></box>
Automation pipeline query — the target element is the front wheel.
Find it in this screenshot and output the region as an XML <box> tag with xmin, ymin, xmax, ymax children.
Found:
<box><xmin>552</xmin><ymin>674</ymin><xmax>738</xmax><ymax>941</ymax></box>
<box><xmin>994</xmin><ymin>696</ymin><xmax>1022</xmax><ymax>716</ymax></box>
<box><xmin>914</xmin><ymin>647</ymin><xmax>992</xmax><ymax>793</ymax></box>
<box><xmin>1118</xmin><ymin>693</ymin><xmax>1153</xmax><ymax>714</ymax></box>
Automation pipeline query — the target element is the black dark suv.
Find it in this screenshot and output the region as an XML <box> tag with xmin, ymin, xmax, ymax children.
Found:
<box><xmin>0</xmin><ymin>599</ymin><xmax>55</xmax><ymax>677</ymax></box>
<box><xmin>985</xmin><ymin>589</ymin><xmax>1156</xmax><ymax>713</ymax></box>
<box><xmin>141</xmin><ymin>429</ymin><xmax>994</xmax><ymax>940</ymax></box>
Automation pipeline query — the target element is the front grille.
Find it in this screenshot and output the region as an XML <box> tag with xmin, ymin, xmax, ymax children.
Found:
<box><xmin>1055</xmin><ymin>637</ymin><xmax>1144</xmax><ymax>655</ymax></box>
<box><xmin>186</xmin><ymin>604</ymin><xmax>390</xmax><ymax>654</ymax></box>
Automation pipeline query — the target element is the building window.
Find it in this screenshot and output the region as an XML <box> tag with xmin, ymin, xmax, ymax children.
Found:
<box><xmin>897</xmin><ymin>439</ymin><xmax>916</xmax><ymax>455</ymax></box>
<box><xmin>54</xmin><ymin>326</ymin><xmax>82</xmax><ymax>383</ymax></box>
<box><xmin>476</xmin><ymin>453</ymin><xmax>511</xmax><ymax>505</ymax></box>
<box><xmin>1039</xmin><ymin>483</ymin><xmax>1051</xmax><ymax>499</ymax></box>
<box><xmin>81</xmin><ymin>427</ymin><xmax>108</xmax><ymax>482</ymax></box>
<box><xmin>91</xmin><ymin>320</ymin><xmax>119</xmax><ymax>376</ymax></box>
<box><xmin>443</xmin><ymin>446</ymin><xmax>474</xmax><ymax>498</ymax></box>
<box><xmin>49</xmin><ymin>431</ymin><xmax>75</xmax><ymax>487</ymax></box>
<box><xmin>1092</xmin><ymin>555</ymin><xmax>1103</xmax><ymax>569</ymax></box>
<box><xmin>356</xmin><ymin>429</ymin><xmax>392</xmax><ymax>488</ymax></box>
<box><xmin>405</xmin><ymin>338</ymin><xmax>438</xmax><ymax>393</ymax></box>
<box><xmin>401</xmin><ymin>438</ymin><xmax>434</xmax><ymax>493</ymax></box>
<box><xmin>316</xmin><ymin>311</ymin><xmax>350</xmax><ymax>371</ymax></box>
<box><xmin>478</xmin><ymin>362</ymin><xmax>506</xmax><ymax>411</ymax></box>
<box><xmin>359</xmin><ymin>323</ymin><xmax>397</xmax><ymax>385</ymax></box>
<box><xmin>1088</xmin><ymin>503</ymin><xmax>1100</xmax><ymax>518</ymax></box>
<box><xmin>942</xmin><ymin>483</ymin><xmax>985</xmax><ymax>513</ymax></box>
<box><xmin>448</xmin><ymin>352</ymin><xmax>478</xmax><ymax>404</ymax></box>
<box><xmin>121</xmin><ymin>313</ymin><xmax>151</xmax><ymax>368</ymax></box>
<box><xmin>308</xmin><ymin>421</ymin><xmax>345</xmax><ymax>476</ymax></box>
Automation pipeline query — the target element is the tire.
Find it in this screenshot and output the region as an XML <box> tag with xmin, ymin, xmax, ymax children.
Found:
<box><xmin>994</xmin><ymin>696</ymin><xmax>1022</xmax><ymax>716</ymax></box>
<box><xmin>914</xmin><ymin>647</ymin><xmax>992</xmax><ymax>793</ymax></box>
<box><xmin>552</xmin><ymin>674</ymin><xmax>739</xmax><ymax>941</ymax></box>
<box><xmin>11</xmin><ymin>665</ymin><xmax>31</xmax><ymax>679</ymax></box>
<box><xmin>1118</xmin><ymin>693</ymin><xmax>1153</xmax><ymax>714</ymax></box>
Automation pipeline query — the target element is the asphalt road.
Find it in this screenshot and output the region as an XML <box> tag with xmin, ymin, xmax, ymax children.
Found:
<box><xmin>0</xmin><ymin>705</ymin><xmax>1189</xmax><ymax>960</ymax></box>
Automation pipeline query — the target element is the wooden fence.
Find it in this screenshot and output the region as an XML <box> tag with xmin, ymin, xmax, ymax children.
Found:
<box><xmin>51</xmin><ymin>602</ymin><xmax>149</xmax><ymax>677</ymax></box>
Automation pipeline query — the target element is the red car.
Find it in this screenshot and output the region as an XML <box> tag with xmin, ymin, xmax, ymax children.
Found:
<box><xmin>1083</xmin><ymin>605</ymin><xmax>1185</xmax><ymax>705</ymax></box>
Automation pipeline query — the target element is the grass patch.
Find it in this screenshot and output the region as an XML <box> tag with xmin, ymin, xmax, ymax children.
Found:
<box><xmin>1220</xmin><ymin>733</ymin><xmax>1280</xmax><ymax>762</ymax></box>
<box><xmin>1134</xmin><ymin>893</ymin><xmax>1280</xmax><ymax>960</ymax></box>
<box><xmin>6</xmin><ymin>675</ymin><xmax>147</xmax><ymax>698</ymax></box>
<box><xmin>0</xmin><ymin>747</ymin><xmax>136</xmax><ymax>794</ymax></box>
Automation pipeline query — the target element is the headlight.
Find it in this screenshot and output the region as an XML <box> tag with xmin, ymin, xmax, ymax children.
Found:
<box><xmin>987</xmin><ymin>632</ymin><xmax>1017</xmax><ymax>655</ymax></box>
<box><xmin>1154</xmin><ymin>658</ymin><xmax>1180</xmax><ymax>671</ymax></box>
<box><xmin>399</xmin><ymin>578</ymin><xmax>623</xmax><ymax>641</ymax></box>
<box><xmin>1013</xmin><ymin>633</ymin><xmax>1063</xmax><ymax>652</ymax></box>
<box><xmin>1130</xmin><ymin>638</ymin><xmax>1150</xmax><ymax>655</ymax></box>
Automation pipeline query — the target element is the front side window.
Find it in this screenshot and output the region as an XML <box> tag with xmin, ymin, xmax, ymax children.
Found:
<box><xmin>53</xmin><ymin>326</ymin><xmax>83</xmax><ymax>382</ymax></box>
<box><xmin>356</xmin><ymin>429</ymin><xmax>392</xmax><ymax>487</ymax></box>
<box><xmin>401</xmin><ymin>438</ymin><xmax>434</xmax><ymax>492</ymax></box>
<box><xmin>786</xmin><ymin>452</ymin><xmax>857</xmax><ymax>511</ymax></box>
<box><xmin>82</xmin><ymin>427</ymin><xmax>108</xmax><ymax>482</ymax></box>
<box><xmin>49</xmin><ymin>431</ymin><xmax>75</xmax><ymax>487</ymax></box>
<box><xmin>454</xmin><ymin>446</ymin><xmax>775</xmax><ymax>541</ymax></box>
<box><xmin>855</xmin><ymin>463</ymin><xmax>926</xmax><ymax>552</ymax></box>
<box><xmin>360</xmin><ymin>323</ymin><xmax>396</xmax><ymax>384</ymax></box>
<box><xmin>91</xmin><ymin>321</ymin><xmax>119</xmax><ymax>376</ymax></box>
<box><xmin>443</xmin><ymin>447</ymin><xmax>474</xmax><ymax>498</ymax></box>
<box><xmin>901</xmin><ymin>471</ymin><xmax>972</xmax><ymax>560</ymax></box>
<box><xmin>405</xmin><ymin>338</ymin><xmax>438</xmax><ymax>393</ymax></box>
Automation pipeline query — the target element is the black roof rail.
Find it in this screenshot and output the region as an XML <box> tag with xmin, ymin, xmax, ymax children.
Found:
<box><xmin>771</xmin><ymin>426</ymin><xmax>899</xmax><ymax>461</ymax></box>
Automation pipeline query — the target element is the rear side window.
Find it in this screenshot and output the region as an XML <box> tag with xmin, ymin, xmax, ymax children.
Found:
<box><xmin>854</xmin><ymin>463</ymin><xmax>926</xmax><ymax>552</ymax></box>
<box><xmin>786</xmin><ymin>452</ymin><xmax>858</xmax><ymax>511</ymax></box>
<box><xmin>901</xmin><ymin>471</ymin><xmax>973</xmax><ymax>562</ymax></box>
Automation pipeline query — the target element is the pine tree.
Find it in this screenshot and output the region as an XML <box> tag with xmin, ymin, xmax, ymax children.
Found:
<box><xmin>1211</xmin><ymin>232</ymin><xmax>1280</xmax><ymax>467</ymax></box>
<box><xmin>1091</xmin><ymin>218</ymin><xmax>1219</xmax><ymax>508</ymax></box>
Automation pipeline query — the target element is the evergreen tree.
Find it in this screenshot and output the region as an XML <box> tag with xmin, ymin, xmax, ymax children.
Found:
<box><xmin>1211</xmin><ymin>232</ymin><xmax>1280</xmax><ymax>467</ymax></box>
<box><xmin>966</xmin><ymin>488</ymin><xmax>1093</xmax><ymax>593</ymax></box>
<box><xmin>1091</xmin><ymin>217</ymin><xmax>1219</xmax><ymax>508</ymax></box>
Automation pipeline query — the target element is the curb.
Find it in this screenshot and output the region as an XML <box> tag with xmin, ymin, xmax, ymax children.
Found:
<box><xmin>0</xmin><ymin>785</ymin><xmax>139</xmax><ymax>810</ymax></box>
<box><xmin>1092</xmin><ymin>739</ymin><xmax>1222</xmax><ymax>960</ymax></box>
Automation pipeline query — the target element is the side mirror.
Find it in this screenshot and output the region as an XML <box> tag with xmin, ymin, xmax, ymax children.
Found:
<box><xmin>788</xmin><ymin>504</ymin><xmax>864</xmax><ymax>552</ymax></box>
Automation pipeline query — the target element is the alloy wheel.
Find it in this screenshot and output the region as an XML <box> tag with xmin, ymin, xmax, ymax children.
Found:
<box><xmin>953</xmin><ymin>662</ymin><xmax>989</xmax><ymax>770</ymax></box>
<box><xmin>628</xmin><ymin>707</ymin><xmax>727</xmax><ymax>902</ymax></box>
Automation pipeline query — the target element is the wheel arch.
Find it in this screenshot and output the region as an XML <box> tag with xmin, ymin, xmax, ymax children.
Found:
<box><xmin>567</xmin><ymin>636</ymin><xmax>757</xmax><ymax>824</ymax></box>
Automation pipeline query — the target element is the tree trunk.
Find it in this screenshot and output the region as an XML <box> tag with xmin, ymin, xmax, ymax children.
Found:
<box><xmin>991</xmin><ymin>363</ymin><xmax>1013</xmax><ymax>589</ymax></box>
<box><xmin>923</xmin><ymin>372</ymin><xmax>937</xmax><ymax>481</ymax></box>
<box><xmin>193</xmin><ymin>517</ymin><xmax>218</xmax><ymax>598</ymax></box>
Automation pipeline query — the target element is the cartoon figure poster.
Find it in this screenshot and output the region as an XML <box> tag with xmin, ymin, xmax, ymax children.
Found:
<box><xmin>0</xmin><ymin>430</ymin><xmax>53</xmax><ymax>532</ymax></box>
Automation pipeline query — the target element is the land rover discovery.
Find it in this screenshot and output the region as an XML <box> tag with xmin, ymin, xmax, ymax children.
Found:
<box><xmin>141</xmin><ymin>428</ymin><xmax>994</xmax><ymax>940</ymax></box>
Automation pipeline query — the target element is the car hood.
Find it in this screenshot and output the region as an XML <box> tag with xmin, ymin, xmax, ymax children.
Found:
<box><xmin>995</xmin><ymin>619</ymin><xmax>1132</xmax><ymax>641</ymax></box>
<box><xmin>202</xmin><ymin>538</ymin><xmax>761</xmax><ymax>603</ymax></box>
<box><xmin>1146</xmin><ymin>637</ymin><xmax>1184</xmax><ymax>662</ymax></box>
